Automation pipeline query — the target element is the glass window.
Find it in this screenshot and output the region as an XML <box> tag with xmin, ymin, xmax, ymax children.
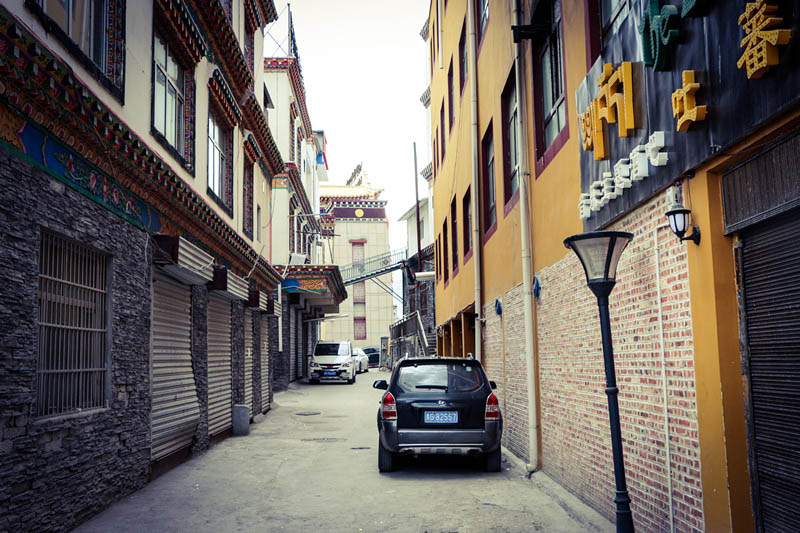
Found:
<box><xmin>40</xmin><ymin>0</ymin><xmax>108</xmax><ymax>70</ymax></box>
<box><xmin>397</xmin><ymin>362</ymin><xmax>484</xmax><ymax>393</ymax></box>
<box><xmin>315</xmin><ymin>342</ymin><xmax>350</xmax><ymax>356</ymax></box>
<box><xmin>483</xmin><ymin>127</ymin><xmax>496</xmax><ymax>229</ymax></box>
<box><xmin>459</xmin><ymin>23</ymin><xmax>467</xmax><ymax>91</ymax></box>
<box><xmin>208</xmin><ymin>113</ymin><xmax>224</xmax><ymax>198</ymax></box>
<box><xmin>451</xmin><ymin>198</ymin><xmax>458</xmax><ymax>271</ymax></box>
<box><xmin>354</xmin><ymin>318</ymin><xmax>366</xmax><ymax>340</ymax></box>
<box><xmin>153</xmin><ymin>33</ymin><xmax>185</xmax><ymax>153</ymax></box>
<box><xmin>477</xmin><ymin>0</ymin><xmax>489</xmax><ymax>40</ymax></box>
<box><xmin>448</xmin><ymin>60</ymin><xmax>454</xmax><ymax>130</ymax></box>
<box><xmin>463</xmin><ymin>188</ymin><xmax>472</xmax><ymax>254</ymax></box>
<box><xmin>503</xmin><ymin>74</ymin><xmax>519</xmax><ymax>201</ymax></box>
<box><xmin>536</xmin><ymin>0</ymin><xmax>566</xmax><ymax>151</ymax></box>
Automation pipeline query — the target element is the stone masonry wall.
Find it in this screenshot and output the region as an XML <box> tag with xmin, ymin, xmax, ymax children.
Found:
<box><xmin>252</xmin><ymin>309</ymin><xmax>262</xmax><ymax>415</ymax></box>
<box><xmin>536</xmin><ymin>194</ymin><xmax>703</xmax><ymax>531</ymax></box>
<box><xmin>289</xmin><ymin>306</ymin><xmax>297</xmax><ymax>383</ymax></box>
<box><xmin>230</xmin><ymin>302</ymin><xmax>244</xmax><ymax>406</ymax></box>
<box><xmin>272</xmin><ymin>291</ymin><xmax>290</xmax><ymax>391</ymax></box>
<box><xmin>0</xmin><ymin>152</ymin><xmax>151</xmax><ymax>531</ymax></box>
<box><xmin>191</xmin><ymin>285</ymin><xmax>209</xmax><ymax>453</ymax></box>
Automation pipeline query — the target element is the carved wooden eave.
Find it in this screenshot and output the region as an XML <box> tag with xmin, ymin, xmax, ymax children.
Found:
<box><xmin>188</xmin><ymin>0</ymin><xmax>253</xmax><ymax>97</ymax></box>
<box><xmin>208</xmin><ymin>68</ymin><xmax>242</xmax><ymax>127</ymax></box>
<box><xmin>240</xmin><ymin>92</ymin><xmax>283</xmax><ymax>176</ymax></box>
<box><xmin>0</xmin><ymin>6</ymin><xmax>282</xmax><ymax>289</ymax></box>
<box><xmin>155</xmin><ymin>0</ymin><xmax>209</xmax><ymax>66</ymax></box>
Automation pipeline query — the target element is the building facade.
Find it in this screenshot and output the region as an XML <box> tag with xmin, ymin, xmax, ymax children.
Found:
<box><xmin>0</xmin><ymin>1</ymin><xmax>288</xmax><ymax>530</ymax></box>
<box><xmin>426</xmin><ymin>0</ymin><xmax>800</xmax><ymax>531</ymax></box>
<box><xmin>319</xmin><ymin>177</ymin><xmax>394</xmax><ymax>350</ymax></box>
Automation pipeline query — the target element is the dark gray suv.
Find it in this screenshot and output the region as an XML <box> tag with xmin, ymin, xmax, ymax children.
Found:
<box><xmin>373</xmin><ymin>358</ymin><xmax>502</xmax><ymax>472</ymax></box>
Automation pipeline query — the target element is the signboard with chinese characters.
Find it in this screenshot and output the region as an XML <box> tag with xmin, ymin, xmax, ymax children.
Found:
<box><xmin>576</xmin><ymin>0</ymin><xmax>798</xmax><ymax>230</ymax></box>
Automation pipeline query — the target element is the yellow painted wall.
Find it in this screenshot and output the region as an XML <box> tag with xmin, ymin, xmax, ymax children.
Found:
<box><xmin>430</xmin><ymin>0</ymin><xmax>522</xmax><ymax>336</ymax></box>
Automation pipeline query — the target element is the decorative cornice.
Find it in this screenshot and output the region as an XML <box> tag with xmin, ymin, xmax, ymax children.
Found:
<box><xmin>243</xmin><ymin>133</ymin><xmax>261</xmax><ymax>163</ymax></box>
<box><xmin>420</xmin><ymin>85</ymin><xmax>431</xmax><ymax>108</ymax></box>
<box><xmin>0</xmin><ymin>6</ymin><xmax>282</xmax><ymax>288</ymax></box>
<box><xmin>421</xmin><ymin>161</ymin><xmax>433</xmax><ymax>181</ymax></box>
<box><xmin>155</xmin><ymin>0</ymin><xmax>208</xmax><ymax>65</ymax></box>
<box><xmin>257</xmin><ymin>0</ymin><xmax>278</xmax><ymax>23</ymax></box>
<box><xmin>241</xmin><ymin>92</ymin><xmax>283</xmax><ymax>176</ymax></box>
<box><xmin>208</xmin><ymin>69</ymin><xmax>241</xmax><ymax>127</ymax></box>
<box><xmin>285</xmin><ymin>163</ymin><xmax>319</xmax><ymax>232</ymax></box>
<box><xmin>264</xmin><ymin>57</ymin><xmax>312</xmax><ymax>134</ymax></box>
<box><xmin>188</xmin><ymin>0</ymin><xmax>253</xmax><ymax>97</ymax></box>
<box><xmin>243</xmin><ymin>0</ymin><xmax>263</xmax><ymax>33</ymax></box>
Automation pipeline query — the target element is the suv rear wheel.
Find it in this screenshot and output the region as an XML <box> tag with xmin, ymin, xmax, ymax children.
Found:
<box><xmin>484</xmin><ymin>447</ymin><xmax>501</xmax><ymax>472</ymax></box>
<box><xmin>378</xmin><ymin>441</ymin><xmax>395</xmax><ymax>472</ymax></box>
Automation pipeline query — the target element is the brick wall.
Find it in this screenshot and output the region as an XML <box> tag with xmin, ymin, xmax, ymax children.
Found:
<box><xmin>481</xmin><ymin>284</ymin><xmax>530</xmax><ymax>463</ymax></box>
<box><xmin>536</xmin><ymin>194</ymin><xmax>703</xmax><ymax>532</ymax></box>
<box><xmin>0</xmin><ymin>152</ymin><xmax>151</xmax><ymax>531</ymax></box>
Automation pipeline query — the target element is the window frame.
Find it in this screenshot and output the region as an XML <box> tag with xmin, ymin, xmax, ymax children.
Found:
<box><xmin>532</xmin><ymin>0</ymin><xmax>570</xmax><ymax>177</ymax></box>
<box><xmin>440</xmin><ymin>102</ymin><xmax>446</xmax><ymax>162</ymax></box>
<box><xmin>459</xmin><ymin>22</ymin><xmax>467</xmax><ymax>94</ymax></box>
<box><xmin>463</xmin><ymin>187</ymin><xmax>472</xmax><ymax>262</ymax></box>
<box><xmin>152</xmin><ymin>31</ymin><xmax>187</xmax><ymax>163</ymax></box>
<box><xmin>207</xmin><ymin>109</ymin><xmax>233</xmax><ymax>215</ymax></box>
<box><xmin>450</xmin><ymin>197</ymin><xmax>458</xmax><ymax>275</ymax></box>
<box><xmin>27</xmin><ymin>0</ymin><xmax>125</xmax><ymax>102</ymax></box>
<box><xmin>481</xmin><ymin>123</ymin><xmax>497</xmax><ymax>242</ymax></box>
<box><xmin>502</xmin><ymin>68</ymin><xmax>520</xmax><ymax>210</ymax></box>
<box><xmin>476</xmin><ymin>0</ymin><xmax>489</xmax><ymax>44</ymax></box>
<box><xmin>442</xmin><ymin>219</ymin><xmax>449</xmax><ymax>284</ymax></box>
<box><xmin>448</xmin><ymin>59</ymin><xmax>455</xmax><ymax>132</ymax></box>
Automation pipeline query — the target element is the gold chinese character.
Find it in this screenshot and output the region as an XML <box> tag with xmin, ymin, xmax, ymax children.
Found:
<box><xmin>596</xmin><ymin>62</ymin><xmax>636</xmax><ymax>138</ymax></box>
<box><xmin>737</xmin><ymin>1</ymin><xmax>792</xmax><ymax>79</ymax></box>
<box><xmin>578</xmin><ymin>110</ymin><xmax>593</xmax><ymax>151</ymax></box>
<box><xmin>672</xmin><ymin>70</ymin><xmax>707</xmax><ymax>131</ymax></box>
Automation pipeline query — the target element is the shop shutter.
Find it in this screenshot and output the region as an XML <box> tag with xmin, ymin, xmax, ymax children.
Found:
<box><xmin>261</xmin><ymin>315</ymin><xmax>270</xmax><ymax>412</ymax></box>
<box><xmin>150</xmin><ymin>275</ymin><xmax>199</xmax><ymax>461</ymax></box>
<box><xmin>207</xmin><ymin>296</ymin><xmax>232</xmax><ymax>436</ymax></box>
<box><xmin>244</xmin><ymin>310</ymin><xmax>253</xmax><ymax>416</ymax></box>
<box><xmin>741</xmin><ymin>208</ymin><xmax>800</xmax><ymax>531</ymax></box>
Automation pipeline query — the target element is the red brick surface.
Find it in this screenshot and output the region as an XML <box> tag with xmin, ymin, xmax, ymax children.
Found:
<box><xmin>482</xmin><ymin>283</ymin><xmax>530</xmax><ymax>462</ymax></box>
<box><xmin>536</xmin><ymin>194</ymin><xmax>703</xmax><ymax>532</ymax></box>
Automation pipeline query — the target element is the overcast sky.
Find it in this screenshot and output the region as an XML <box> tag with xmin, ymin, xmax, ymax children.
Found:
<box><xmin>264</xmin><ymin>0</ymin><xmax>431</xmax><ymax>255</ymax></box>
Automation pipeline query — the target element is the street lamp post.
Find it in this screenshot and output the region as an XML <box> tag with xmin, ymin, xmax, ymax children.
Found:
<box><xmin>563</xmin><ymin>230</ymin><xmax>635</xmax><ymax>533</ymax></box>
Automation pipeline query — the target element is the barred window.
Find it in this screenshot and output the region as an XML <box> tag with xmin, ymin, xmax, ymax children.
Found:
<box><xmin>354</xmin><ymin>317</ymin><xmax>367</xmax><ymax>340</ymax></box>
<box><xmin>37</xmin><ymin>231</ymin><xmax>109</xmax><ymax>417</ymax></box>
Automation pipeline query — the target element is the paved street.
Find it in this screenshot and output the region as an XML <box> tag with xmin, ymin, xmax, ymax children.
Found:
<box><xmin>76</xmin><ymin>370</ymin><xmax>613</xmax><ymax>533</ymax></box>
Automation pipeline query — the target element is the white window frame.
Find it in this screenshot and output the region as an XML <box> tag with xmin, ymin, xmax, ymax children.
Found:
<box><xmin>208</xmin><ymin>112</ymin><xmax>225</xmax><ymax>199</ymax></box>
<box><xmin>153</xmin><ymin>32</ymin><xmax>185</xmax><ymax>154</ymax></box>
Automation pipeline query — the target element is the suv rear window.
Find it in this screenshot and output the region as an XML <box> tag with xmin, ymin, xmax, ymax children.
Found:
<box><xmin>396</xmin><ymin>362</ymin><xmax>484</xmax><ymax>393</ymax></box>
<box><xmin>315</xmin><ymin>343</ymin><xmax>349</xmax><ymax>356</ymax></box>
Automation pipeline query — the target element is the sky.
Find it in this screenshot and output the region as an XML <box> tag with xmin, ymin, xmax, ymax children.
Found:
<box><xmin>264</xmin><ymin>0</ymin><xmax>431</xmax><ymax>255</ymax></box>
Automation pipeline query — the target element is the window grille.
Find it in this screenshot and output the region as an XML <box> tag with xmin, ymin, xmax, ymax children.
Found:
<box><xmin>354</xmin><ymin>317</ymin><xmax>367</xmax><ymax>340</ymax></box>
<box><xmin>37</xmin><ymin>231</ymin><xmax>109</xmax><ymax>417</ymax></box>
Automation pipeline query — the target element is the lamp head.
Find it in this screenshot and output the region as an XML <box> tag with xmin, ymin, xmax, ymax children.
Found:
<box><xmin>665</xmin><ymin>202</ymin><xmax>701</xmax><ymax>245</ymax></box>
<box><xmin>563</xmin><ymin>231</ymin><xmax>633</xmax><ymax>297</ymax></box>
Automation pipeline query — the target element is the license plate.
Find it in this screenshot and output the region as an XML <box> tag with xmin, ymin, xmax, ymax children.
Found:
<box><xmin>323</xmin><ymin>370</ymin><xmax>337</xmax><ymax>377</ymax></box>
<box><xmin>424</xmin><ymin>411</ymin><xmax>458</xmax><ymax>424</ymax></box>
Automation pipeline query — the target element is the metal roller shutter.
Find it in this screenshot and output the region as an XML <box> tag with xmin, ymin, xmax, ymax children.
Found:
<box><xmin>741</xmin><ymin>208</ymin><xmax>800</xmax><ymax>531</ymax></box>
<box><xmin>150</xmin><ymin>275</ymin><xmax>199</xmax><ymax>461</ymax></box>
<box><xmin>261</xmin><ymin>315</ymin><xmax>270</xmax><ymax>412</ymax></box>
<box><xmin>207</xmin><ymin>296</ymin><xmax>232</xmax><ymax>436</ymax></box>
<box><xmin>244</xmin><ymin>310</ymin><xmax>253</xmax><ymax>416</ymax></box>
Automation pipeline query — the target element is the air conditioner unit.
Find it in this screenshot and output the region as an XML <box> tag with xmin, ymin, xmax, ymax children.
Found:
<box><xmin>288</xmin><ymin>253</ymin><xmax>307</xmax><ymax>265</ymax></box>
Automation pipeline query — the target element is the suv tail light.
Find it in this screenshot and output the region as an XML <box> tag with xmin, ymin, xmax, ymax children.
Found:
<box><xmin>485</xmin><ymin>393</ymin><xmax>500</xmax><ymax>420</ymax></box>
<box><xmin>382</xmin><ymin>392</ymin><xmax>397</xmax><ymax>420</ymax></box>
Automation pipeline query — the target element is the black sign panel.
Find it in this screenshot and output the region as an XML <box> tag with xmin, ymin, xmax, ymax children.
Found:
<box><xmin>577</xmin><ymin>1</ymin><xmax>800</xmax><ymax>230</ymax></box>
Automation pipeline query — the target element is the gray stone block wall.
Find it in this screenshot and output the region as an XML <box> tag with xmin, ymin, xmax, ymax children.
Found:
<box><xmin>272</xmin><ymin>290</ymin><xmax>290</xmax><ymax>391</ymax></box>
<box><xmin>230</xmin><ymin>302</ymin><xmax>245</xmax><ymax>406</ymax></box>
<box><xmin>251</xmin><ymin>309</ymin><xmax>262</xmax><ymax>415</ymax></box>
<box><xmin>191</xmin><ymin>285</ymin><xmax>209</xmax><ymax>453</ymax></box>
<box><xmin>265</xmin><ymin>311</ymin><xmax>278</xmax><ymax>402</ymax></box>
<box><xmin>288</xmin><ymin>306</ymin><xmax>297</xmax><ymax>383</ymax></box>
<box><xmin>0</xmin><ymin>152</ymin><xmax>151</xmax><ymax>532</ymax></box>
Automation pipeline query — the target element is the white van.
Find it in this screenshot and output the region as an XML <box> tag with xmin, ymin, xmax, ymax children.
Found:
<box><xmin>308</xmin><ymin>341</ymin><xmax>356</xmax><ymax>384</ymax></box>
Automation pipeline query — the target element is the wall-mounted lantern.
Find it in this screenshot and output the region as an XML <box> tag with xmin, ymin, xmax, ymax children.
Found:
<box><xmin>665</xmin><ymin>201</ymin><xmax>701</xmax><ymax>245</ymax></box>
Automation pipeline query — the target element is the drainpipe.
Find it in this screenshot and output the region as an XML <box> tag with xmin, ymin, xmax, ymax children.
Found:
<box><xmin>514</xmin><ymin>0</ymin><xmax>539</xmax><ymax>473</ymax></box>
<box><xmin>467</xmin><ymin>0</ymin><xmax>482</xmax><ymax>362</ymax></box>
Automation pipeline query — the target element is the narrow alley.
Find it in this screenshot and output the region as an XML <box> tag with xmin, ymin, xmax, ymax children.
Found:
<box><xmin>75</xmin><ymin>371</ymin><xmax>612</xmax><ymax>533</ymax></box>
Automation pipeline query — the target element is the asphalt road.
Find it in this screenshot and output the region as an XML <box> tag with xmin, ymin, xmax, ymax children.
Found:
<box><xmin>76</xmin><ymin>369</ymin><xmax>613</xmax><ymax>532</ymax></box>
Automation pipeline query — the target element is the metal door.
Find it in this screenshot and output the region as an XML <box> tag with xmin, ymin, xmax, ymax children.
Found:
<box><xmin>207</xmin><ymin>296</ymin><xmax>232</xmax><ymax>436</ymax></box>
<box><xmin>150</xmin><ymin>275</ymin><xmax>199</xmax><ymax>460</ymax></box>
<box><xmin>261</xmin><ymin>315</ymin><xmax>270</xmax><ymax>412</ymax></box>
<box><xmin>740</xmin><ymin>208</ymin><xmax>800</xmax><ymax>531</ymax></box>
<box><xmin>244</xmin><ymin>309</ymin><xmax>253</xmax><ymax>416</ymax></box>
